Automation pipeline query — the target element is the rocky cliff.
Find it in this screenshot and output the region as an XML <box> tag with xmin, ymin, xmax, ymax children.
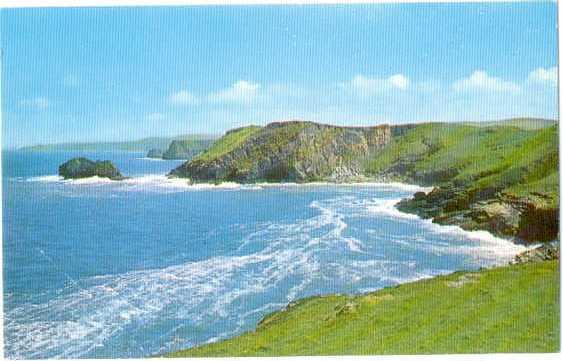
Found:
<box><xmin>162</xmin><ymin>139</ymin><xmax>215</xmax><ymax>160</ymax></box>
<box><xmin>147</xmin><ymin>148</ymin><xmax>164</xmax><ymax>158</ymax></box>
<box><xmin>168</xmin><ymin>119</ymin><xmax>558</xmax><ymax>243</ymax></box>
<box><xmin>170</xmin><ymin>121</ymin><xmax>391</xmax><ymax>182</ymax></box>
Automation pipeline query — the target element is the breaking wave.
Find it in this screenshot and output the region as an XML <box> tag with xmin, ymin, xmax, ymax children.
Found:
<box><xmin>5</xmin><ymin>182</ymin><xmax>527</xmax><ymax>358</ymax></box>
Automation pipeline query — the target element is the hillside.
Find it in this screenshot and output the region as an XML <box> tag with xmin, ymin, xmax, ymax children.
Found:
<box><xmin>462</xmin><ymin>117</ymin><xmax>556</xmax><ymax>130</ymax></box>
<box><xmin>20</xmin><ymin>134</ymin><xmax>217</xmax><ymax>153</ymax></box>
<box><xmin>170</xmin><ymin>121</ymin><xmax>391</xmax><ymax>182</ymax></box>
<box><xmin>170</xmin><ymin>119</ymin><xmax>558</xmax><ymax>243</ymax></box>
<box><xmin>168</xmin><ymin>260</ymin><xmax>559</xmax><ymax>356</ymax></box>
<box><xmin>369</xmin><ymin>123</ymin><xmax>558</xmax><ymax>242</ymax></box>
<box><xmin>161</xmin><ymin>139</ymin><xmax>215</xmax><ymax>160</ymax></box>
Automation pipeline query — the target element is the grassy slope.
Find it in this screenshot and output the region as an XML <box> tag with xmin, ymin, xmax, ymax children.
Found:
<box><xmin>365</xmin><ymin>123</ymin><xmax>559</xmax><ymax>208</ymax></box>
<box><xmin>169</xmin><ymin>261</ymin><xmax>559</xmax><ymax>356</ymax></box>
<box><xmin>193</xmin><ymin>126</ymin><xmax>262</xmax><ymax>162</ymax></box>
<box><xmin>463</xmin><ymin>118</ymin><xmax>557</xmax><ymax>130</ymax></box>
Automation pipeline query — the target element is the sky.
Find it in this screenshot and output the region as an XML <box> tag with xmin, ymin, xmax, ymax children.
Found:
<box><xmin>1</xmin><ymin>2</ymin><xmax>559</xmax><ymax>148</ymax></box>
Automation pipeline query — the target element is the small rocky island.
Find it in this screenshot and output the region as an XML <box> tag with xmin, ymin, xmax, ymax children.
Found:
<box><xmin>58</xmin><ymin>157</ymin><xmax>125</xmax><ymax>180</ymax></box>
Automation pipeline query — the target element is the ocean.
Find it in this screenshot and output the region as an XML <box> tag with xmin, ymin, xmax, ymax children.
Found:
<box><xmin>2</xmin><ymin>151</ymin><xmax>526</xmax><ymax>359</ymax></box>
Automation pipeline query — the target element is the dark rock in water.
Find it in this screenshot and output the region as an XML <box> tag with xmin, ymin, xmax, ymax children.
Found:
<box><xmin>147</xmin><ymin>148</ymin><xmax>164</xmax><ymax>158</ymax></box>
<box><xmin>58</xmin><ymin>157</ymin><xmax>124</xmax><ymax>180</ymax></box>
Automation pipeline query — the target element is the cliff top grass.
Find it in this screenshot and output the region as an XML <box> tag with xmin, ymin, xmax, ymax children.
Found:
<box><xmin>192</xmin><ymin>125</ymin><xmax>262</xmax><ymax>163</ymax></box>
<box><xmin>167</xmin><ymin>260</ymin><xmax>559</xmax><ymax>356</ymax></box>
<box><xmin>364</xmin><ymin>122</ymin><xmax>559</xmax><ymax>208</ymax></box>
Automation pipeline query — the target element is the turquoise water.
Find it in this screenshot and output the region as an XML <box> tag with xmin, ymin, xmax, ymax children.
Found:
<box><xmin>2</xmin><ymin>151</ymin><xmax>525</xmax><ymax>359</ymax></box>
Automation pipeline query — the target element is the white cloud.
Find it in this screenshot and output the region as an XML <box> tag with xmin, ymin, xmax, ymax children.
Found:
<box><xmin>207</xmin><ymin>80</ymin><xmax>261</xmax><ymax>104</ymax></box>
<box><xmin>452</xmin><ymin>70</ymin><xmax>520</xmax><ymax>93</ymax></box>
<box><xmin>147</xmin><ymin>112</ymin><xmax>165</xmax><ymax>121</ymax></box>
<box><xmin>169</xmin><ymin>90</ymin><xmax>199</xmax><ymax>105</ymax></box>
<box><xmin>20</xmin><ymin>97</ymin><xmax>50</xmax><ymax>109</ymax></box>
<box><xmin>339</xmin><ymin>74</ymin><xmax>410</xmax><ymax>97</ymax></box>
<box><xmin>528</xmin><ymin>67</ymin><xmax>558</xmax><ymax>87</ymax></box>
<box><xmin>387</xmin><ymin>74</ymin><xmax>409</xmax><ymax>89</ymax></box>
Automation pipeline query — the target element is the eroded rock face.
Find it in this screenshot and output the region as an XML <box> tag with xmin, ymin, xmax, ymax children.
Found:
<box><xmin>511</xmin><ymin>242</ymin><xmax>560</xmax><ymax>264</ymax></box>
<box><xmin>162</xmin><ymin>139</ymin><xmax>214</xmax><ymax>160</ymax></box>
<box><xmin>518</xmin><ymin>205</ymin><xmax>560</xmax><ymax>242</ymax></box>
<box><xmin>147</xmin><ymin>149</ymin><xmax>164</xmax><ymax>158</ymax></box>
<box><xmin>58</xmin><ymin>157</ymin><xmax>124</xmax><ymax>180</ymax></box>
<box><xmin>397</xmin><ymin>186</ymin><xmax>559</xmax><ymax>244</ymax></box>
<box><xmin>171</xmin><ymin>121</ymin><xmax>392</xmax><ymax>183</ymax></box>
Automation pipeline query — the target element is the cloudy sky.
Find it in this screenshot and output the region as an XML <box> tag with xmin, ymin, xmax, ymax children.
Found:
<box><xmin>1</xmin><ymin>2</ymin><xmax>558</xmax><ymax>148</ymax></box>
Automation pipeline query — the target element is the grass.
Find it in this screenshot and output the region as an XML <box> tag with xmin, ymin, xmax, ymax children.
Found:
<box><xmin>364</xmin><ymin>123</ymin><xmax>559</xmax><ymax>208</ymax></box>
<box><xmin>168</xmin><ymin>260</ymin><xmax>559</xmax><ymax>356</ymax></box>
<box><xmin>463</xmin><ymin>118</ymin><xmax>557</xmax><ymax>130</ymax></box>
<box><xmin>193</xmin><ymin>125</ymin><xmax>262</xmax><ymax>162</ymax></box>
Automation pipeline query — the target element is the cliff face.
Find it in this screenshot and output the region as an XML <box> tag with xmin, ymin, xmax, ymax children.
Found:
<box><xmin>170</xmin><ymin>121</ymin><xmax>391</xmax><ymax>182</ymax></box>
<box><xmin>147</xmin><ymin>148</ymin><xmax>164</xmax><ymax>158</ymax></box>
<box><xmin>162</xmin><ymin>139</ymin><xmax>215</xmax><ymax>160</ymax></box>
<box><xmin>170</xmin><ymin>119</ymin><xmax>558</xmax><ymax>243</ymax></box>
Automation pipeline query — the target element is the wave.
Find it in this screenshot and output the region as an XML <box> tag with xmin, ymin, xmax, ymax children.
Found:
<box><xmin>256</xmin><ymin>181</ymin><xmax>433</xmax><ymax>193</ymax></box>
<box><xmin>365</xmin><ymin>197</ymin><xmax>527</xmax><ymax>260</ymax></box>
<box><xmin>22</xmin><ymin>174</ymin><xmax>433</xmax><ymax>196</ymax></box>
<box><xmin>25</xmin><ymin>175</ymin><xmax>64</xmax><ymax>182</ymax></box>
<box><xmin>6</xmin><ymin>178</ymin><xmax>529</xmax><ymax>358</ymax></box>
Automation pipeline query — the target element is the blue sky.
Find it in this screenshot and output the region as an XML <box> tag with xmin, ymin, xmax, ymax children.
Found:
<box><xmin>1</xmin><ymin>2</ymin><xmax>559</xmax><ymax>148</ymax></box>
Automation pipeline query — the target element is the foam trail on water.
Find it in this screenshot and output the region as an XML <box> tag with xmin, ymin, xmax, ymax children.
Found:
<box><xmin>4</xmin><ymin>186</ymin><xmax>528</xmax><ymax>358</ymax></box>
<box><xmin>366</xmin><ymin>198</ymin><xmax>527</xmax><ymax>261</ymax></box>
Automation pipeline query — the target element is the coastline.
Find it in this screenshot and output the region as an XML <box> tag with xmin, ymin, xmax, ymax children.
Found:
<box><xmin>167</xmin><ymin>259</ymin><xmax>560</xmax><ymax>356</ymax></box>
<box><xmin>150</xmin><ymin>178</ymin><xmax>549</xmax><ymax>356</ymax></box>
<box><xmin>25</xmin><ymin>172</ymin><xmax>540</xmax><ymax>250</ymax></box>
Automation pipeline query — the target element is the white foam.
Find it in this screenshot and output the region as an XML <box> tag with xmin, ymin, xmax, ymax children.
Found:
<box><xmin>25</xmin><ymin>175</ymin><xmax>63</xmax><ymax>182</ymax></box>
<box><xmin>366</xmin><ymin>197</ymin><xmax>527</xmax><ymax>262</ymax></box>
<box><xmin>5</xmin><ymin>183</ymin><xmax>529</xmax><ymax>358</ymax></box>
<box><xmin>25</xmin><ymin>175</ymin><xmax>116</xmax><ymax>185</ymax></box>
<box><xmin>256</xmin><ymin>181</ymin><xmax>433</xmax><ymax>193</ymax></box>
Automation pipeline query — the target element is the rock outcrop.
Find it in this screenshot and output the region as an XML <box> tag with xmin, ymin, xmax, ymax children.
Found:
<box><xmin>162</xmin><ymin>139</ymin><xmax>215</xmax><ymax>160</ymax></box>
<box><xmin>510</xmin><ymin>242</ymin><xmax>560</xmax><ymax>264</ymax></box>
<box><xmin>147</xmin><ymin>148</ymin><xmax>164</xmax><ymax>158</ymax></box>
<box><xmin>170</xmin><ymin>121</ymin><xmax>391</xmax><ymax>182</ymax></box>
<box><xmin>58</xmin><ymin>157</ymin><xmax>125</xmax><ymax>180</ymax></box>
<box><xmin>168</xmin><ymin>119</ymin><xmax>558</xmax><ymax>244</ymax></box>
<box><xmin>397</xmin><ymin>186</ymin><xmax>559</xmax><ymax>243</ymax></box>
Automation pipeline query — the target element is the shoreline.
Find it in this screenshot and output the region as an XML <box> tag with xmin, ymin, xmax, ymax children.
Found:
<box><xmin>24</xmin><ymin>173</ymin><xmax>538</xmax><ymax>250</ymax></box>
<box><xmin>166</xmin><ymin>259</ymin><xmax>560</xmax><ymax>356</ymax></box>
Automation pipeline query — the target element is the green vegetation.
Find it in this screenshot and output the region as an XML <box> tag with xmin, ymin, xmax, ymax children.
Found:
<box><xmin>364</xmin><ymin>123</ymin><xmax>558</xmax><ymax>241</ymax></box>
<box><xmin>162</xmin><ymin>139</ymin><xmax>215</xmax><ymax>159</ymax></box>
<box><xmin>463</xmin><ymin>118</ymin><xmax>556</xmax><ymax>130</ymax></box>
<box><xmin>365</xmin><ymin>123</ymin><xmax>558</xmax><ymax>202</ymax></box>
<box><xmin>366</xmin><ymin>123</ymin><xmax>558</xmax><ymax>203</ymax></box>
<box><xmin>58</xmin><ymin>157</ymin><xmax>124</xmax><ymax>180</ymax></box>
<box><xmin>168</xmin><ymin>260</ymin><xmax>559</xmax><ymax>356</ymax></box>
<box><xmin>193</xmin><ymin>126</ymin><xmax>262</xmax><ymax>162</ymax></box>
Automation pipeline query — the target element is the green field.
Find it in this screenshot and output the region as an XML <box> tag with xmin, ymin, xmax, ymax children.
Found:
<box><xmin>168</xmin><ymin>260</ymin><xmax>559</xmax><ymax>356</ymax></box>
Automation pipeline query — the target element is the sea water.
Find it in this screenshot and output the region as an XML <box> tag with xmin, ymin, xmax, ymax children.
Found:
<box><xmin>2</xmin><ymin>151</ymin><xmax>526</xmax><ymax>358</ymax></box>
